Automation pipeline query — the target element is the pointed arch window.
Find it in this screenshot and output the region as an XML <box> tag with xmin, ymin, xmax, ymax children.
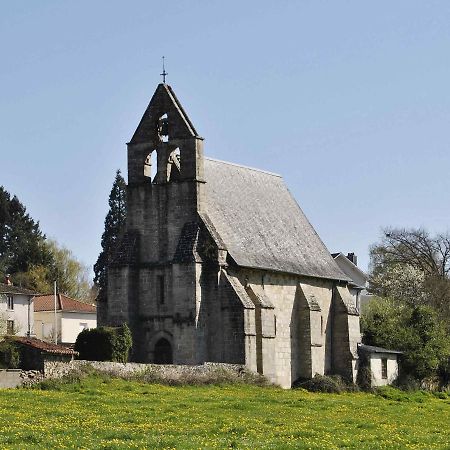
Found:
<box><xmin>168</xmin><ymin>147</ymin><xmax>181</xmax><ymax>181</ymax></box>
<box><xmin>144</xmin><ymin>149</ymin><xmax>157</xmax><ymax>181</ymax></box>
<box><xmin>158</xmin><ymin>113</ymin><xmax>169</xmax><ymax>142</ymax></box>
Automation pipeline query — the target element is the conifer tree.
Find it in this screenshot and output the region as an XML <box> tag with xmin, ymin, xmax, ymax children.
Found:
<box><xmin>94</xmin><ymin>170</ymin><xmax>127</xmax><ymax>302</ymax></box>
<box><xmin>0</xmin><ymin>186</ymin><xmax>94</xmax><ymax>298</ymax></box>
<box><xmin>0</xmin><ymin>186</ymin><xmax>51</xmax><ymax>278</ymax></box>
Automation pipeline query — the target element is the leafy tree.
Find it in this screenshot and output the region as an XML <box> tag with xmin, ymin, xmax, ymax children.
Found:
<box><xmin>45</xmin><ymin>239</ymin><xmax>93</xmax><ymax>301</ymax></box>
<box><xmin>0</xmin><ymin>186</ymin><xmax>94</xmax><ymax>300</ymax></box>
<box><xmin>361</xmin><ymin>297</ymin><xmax>450</xmax><ymax>381</ymax></box>
<box><xmin>11</xmin><ymin>240</ymin><xmax>93</xmax><ymax>301</ymax></box>
<box><xmin>370</xmin><ymin>228</ymin><xmax>450</xmax><ymax>321</ymax></box>
<box><xmin>370</xmin><ymin>262</ymin><xmax>426</xmax><ymax>307</ymax></box>
<box><xmin>94</xmin><ymin>170</ymin><xmax>127</xmax><ymax>302</ymax></box>
<box><xmin>0</xmin><ymin>186</ymin><xmax>51</xmax><ymax>277</ymax></box>
<box><xmin>371</xmin><ymin>228</ymin><xmax>450</xmax><ymax>277</ymax></box>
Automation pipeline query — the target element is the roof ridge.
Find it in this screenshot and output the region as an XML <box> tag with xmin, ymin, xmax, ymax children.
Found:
<box><xmin>205</xmin><ymin>157</ymin><xmax>282</xmax><ymax>178</ymax></box>
<box><xmin>34</xmin><ymin>293</ymin><xmax>86</xmax><ymax>303</ymax></box>
<box><xmin>164</xmin><ymin>84</ymin><xmax>199</xmax><ymax>137</ymax></box>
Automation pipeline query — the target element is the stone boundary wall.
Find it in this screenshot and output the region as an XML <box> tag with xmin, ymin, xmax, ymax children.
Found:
<box><xmin>44</xmin><ymin>360</ymin><xmax>246</xmax><ymax>382</ymax></box>
<box><xmin>0</xmin><ymin>369</ymin><xmax>43</xmax><ymax>388</ymax></box>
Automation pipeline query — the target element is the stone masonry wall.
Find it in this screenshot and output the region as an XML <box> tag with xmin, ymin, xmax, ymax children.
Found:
<box><xmin>43</xmin><ymin>360</ymin><xmax>246</xmax><ymax>382</ymax></box>
<box><xmin>238</xmin><ymin>269</ymin><xmax>335</xmax><ymax>388</ymax></box>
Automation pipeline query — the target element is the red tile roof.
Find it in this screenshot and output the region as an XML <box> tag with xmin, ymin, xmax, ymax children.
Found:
<box><xmin>33</xmin><ymin>294</ymin><xmax>96</xmax><ymax>313</ymax></box>
<box><xmin>10</xmin><ymin>337</ymin><xmax>77</xmax><ymax>355</ymax></box>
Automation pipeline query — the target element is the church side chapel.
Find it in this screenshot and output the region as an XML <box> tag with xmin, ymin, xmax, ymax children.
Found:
<box><xmin>101</xmin><ymin>81</ymin><xmax>361</xmax><ymax>388</ymax></box>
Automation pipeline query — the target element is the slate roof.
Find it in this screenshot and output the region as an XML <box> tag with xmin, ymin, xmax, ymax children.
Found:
<box><xmin>358</xmin><ymin>344</ymin><xmax>403</xmax><ymax>355</ymax></box>
<box><xmin>10</xmin><ymin>336</ymin><xmax>77</xmax><ymax>355</ymax></box>
<box><xmin>34</xmin><ymin>294</ymin><xmax>96</xmax><ymax>313</ymax></box>
<box><xmin>203</xmin><ymin>158</ymin><xmax>350</xmax><ymax>281</ymax></box>
<box><xmin>0</xmin><ymin>283</ymin><xmax>37</xmax><ymax>296</ymax></box>
<box><xmin>332</xmin><ymin>252</ymin><xmax>368</xmax><ymax>284</ymax></box>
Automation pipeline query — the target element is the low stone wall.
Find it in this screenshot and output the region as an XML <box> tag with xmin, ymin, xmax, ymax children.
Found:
<box><xmin>44</xmin><ymin>360</ymin><xmax>247</xmax><ymax>383</ymax></box>
<box><xmin>0</xmin><ymin>369</ymin><xmax>43</xmax><ymax>388</ymax></box>
<box><xmin>19</xmin><ymin>370</ymin><xmax>44</xmax><ymax>387</ymax></box>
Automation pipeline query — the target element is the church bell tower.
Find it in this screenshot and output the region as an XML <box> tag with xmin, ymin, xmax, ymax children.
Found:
<box><xmin>104</xmin><ymin>81</ymin><xmax>208</xmax><ymax>364</ymax></box>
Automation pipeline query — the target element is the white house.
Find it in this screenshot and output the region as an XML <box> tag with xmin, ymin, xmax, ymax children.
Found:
<box><xmin>358</xmin><ymin>343</ymin><xmax>402</xmax><ymax>387</ymax></box>
<box><xmin>332</xmin><ymin>252</ymin><xmax>372</xmax><ymax>311</ymax></box>
<box><xmin>33</xmin><ymin>293</ymin><xmax>96</xmax><ymax>344</ymax></box>
<box><xmin>0</xmin><ymin>276</ymin><xmax>36</xmax><ymax>337</ymax></box>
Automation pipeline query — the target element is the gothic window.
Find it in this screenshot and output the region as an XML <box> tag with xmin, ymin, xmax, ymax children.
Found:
<box><xmin>7</xmin><ymin>295</ymin><xmax>13</xmax><ymax>310</ymax></box>
<box><xmin>158</xmin><ymin>113</ymin><xmax>169</xmax><ymax>142</ymax></box>
<box><xmin>168</xmin><ymin>147</ymin><xmax>181</xmax><ymax>181</ymax></box>
<box><xmin>144</xmin><ymin>149</ymin><xmax>157</xmax><ymax>181</ymax></box>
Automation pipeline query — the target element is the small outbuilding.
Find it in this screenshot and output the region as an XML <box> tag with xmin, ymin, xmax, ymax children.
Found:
<box><xmin>358</xmin><ymin>343</ymin><xmax>402</xmax><ymax>387</ymax></box>
<box><xmin>7</xmin><ymin>336</ymin><xmax>77</xmax><ymax>371</ymax></box>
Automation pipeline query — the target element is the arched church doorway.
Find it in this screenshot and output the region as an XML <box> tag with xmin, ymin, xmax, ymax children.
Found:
<box><xmin>154</xmin><ymin>338</ymin><xmax>173</xmax><ymax>364</ymax></box>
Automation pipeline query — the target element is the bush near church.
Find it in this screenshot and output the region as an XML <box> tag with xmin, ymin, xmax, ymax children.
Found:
<box><xmin>74</xmin><ymin>324</ymin><xmax>132</xmax><ymax>363</ymax></box>
<box><xmin>0</xmin><ymin>338</ymin><xmax>21</xmax><ymax>369</ymax></box>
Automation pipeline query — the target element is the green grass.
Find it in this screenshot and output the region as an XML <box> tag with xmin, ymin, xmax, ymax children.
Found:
<box><xmin>0</xmin><ymin>376</ymin><xmax>449</xmax><ymax>449</ymax></box>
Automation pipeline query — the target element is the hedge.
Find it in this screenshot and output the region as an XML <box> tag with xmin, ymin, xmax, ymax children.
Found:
<box><xmin>74</xmin><ymin>324</ymin><xmax>132</xmax><ymax>363</ymax></box>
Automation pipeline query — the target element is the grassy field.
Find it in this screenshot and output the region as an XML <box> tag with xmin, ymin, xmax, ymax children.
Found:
<box><xmin>0</xmin><ymin>376</ymin><xmax>449</xmax><ymax>449</ymax></box>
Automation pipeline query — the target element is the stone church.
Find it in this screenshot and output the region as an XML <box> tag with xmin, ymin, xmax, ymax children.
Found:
<box><xmin>100</xmin><ymin>82</ymin><xmax>361</xmax><ymax>388</ymax></box>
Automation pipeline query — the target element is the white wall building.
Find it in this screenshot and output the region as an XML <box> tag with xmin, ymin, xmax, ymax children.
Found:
<box><xmin>0</xmin><ymin>278</ymin><xmax>35</xmax><ymax>337</ymax></box>
<box><xmin>34</xmin><ymin>294</ymin><xmax>96</xmax><ymax>344</ymax></box>
<box><xmin>358</xmin><ymin>344</ymin><xmax>402</xmax><ymax>386</ymax></box>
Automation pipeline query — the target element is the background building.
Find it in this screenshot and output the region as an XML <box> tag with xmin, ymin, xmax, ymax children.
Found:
<box><xmin>332</xmin><ymin>252</ymin><xmax>373</xmax><ymax>311</ymax></box>
<box><xmin>34</xmin><ymin>294</ymin><xmax>96</xmax><ymax>344</ymax></box>
<box><xmin>0</xmin><ymin>276</ymin><xmax>35</xmax><ymax>337</ymax></box>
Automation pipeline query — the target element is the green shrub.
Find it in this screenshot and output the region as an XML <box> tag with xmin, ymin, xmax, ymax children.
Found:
<box><xmin>374</xmin><ymin>385</ymin><xmax>435</xmax><ymax>403</ymax></box>
<box><xmin>294</xmin><ymin>374</ymin><xmax>357</xmax><ymax>394</ymax></box>
<box><xmin>74</xmin><ymin>324</ymin><xmax>132</xmax><ymax>363</ymax></box>
<box><xmin>356</xmin><ymin>353</ymin><xmax>373</xmax><ymax>391</ymax></box>
<box><xmin>0</xmin><ymin>339</ymin><xmax>21</xmax><ymax>369</ymax></box>
<box><xmin>395</xmin><ymin>374</ymin><xmax>421</xmax><ymax>391</ymax></box>
<box><xmin>361</xmin><ymin>300</ymin><xmax>450</xmax><ymax>383</ymax></box>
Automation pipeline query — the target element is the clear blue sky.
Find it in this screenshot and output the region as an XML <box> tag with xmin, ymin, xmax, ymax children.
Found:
<box><xmin>1</xmin><ymin>1</ymin><xmax>450</xmax><ymax>274</ymax></box>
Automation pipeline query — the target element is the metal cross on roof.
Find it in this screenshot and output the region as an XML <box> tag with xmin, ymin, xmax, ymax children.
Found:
<box><xmin>160</xmin><ymin>56</ymin><xmax>168</xmax><ymax>83</ymax></box>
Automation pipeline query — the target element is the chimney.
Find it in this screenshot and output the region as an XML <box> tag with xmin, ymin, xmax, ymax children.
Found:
<box><xmin>5</xmin><ymin>274</ymin><xmax>12</xmax><ymax>285</ymax></box>
<box><xmin>346</xmin><ymin>253</ymin><xmax>357</xmax><ymax>266</ymax></box>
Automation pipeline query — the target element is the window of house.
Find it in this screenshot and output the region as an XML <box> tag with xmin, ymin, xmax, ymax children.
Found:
<box><xmin>381</xmin><ymin>358</ymin><xmax>388</xmax><ymax>379</ymax></box>
<box><xmin>7</xmin><ymin>295</ymin><xmax>13</xmax><ymax>310</ymax></box>
<box><xmin>158</xmin><ymin>275</ymin><xmax>165</xmax><ymax>304</ymax></box>
<box><xmin>6</xmin><ymin>320</ymin><xmax>14</xmax><ymax>335</ymax></box>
